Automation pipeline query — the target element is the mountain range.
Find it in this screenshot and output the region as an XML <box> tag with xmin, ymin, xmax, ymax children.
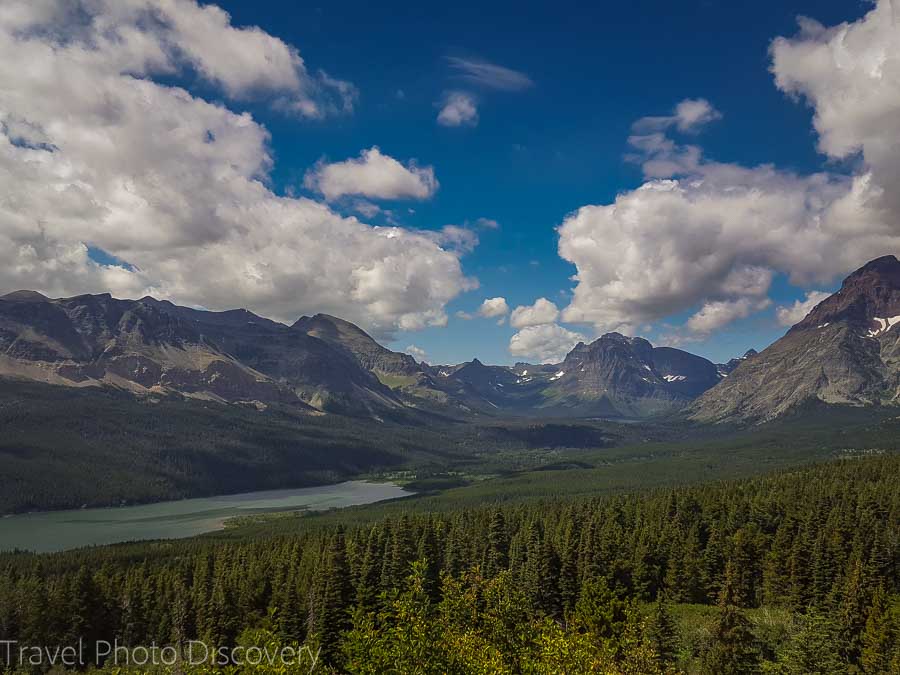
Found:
<box><xmin>0</xmin><ymin>292</ymin><xmax>728</xmax><ymax>419</ymax></box>
<box><xmin>2</xmin><ymin>254</ymin><xmax>900</xmax><ymax>424</ymax></box>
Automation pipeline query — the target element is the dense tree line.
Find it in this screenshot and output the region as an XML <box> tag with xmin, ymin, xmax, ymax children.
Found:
<box><xmin>0</xmin><ymin>379</ymin><xmax>573</xmax><ymax>514</ymax></box>
<box><xmin>0</xmin><ymin>455</ymin><xmax>897</xmax><ymax>672</ymax></box>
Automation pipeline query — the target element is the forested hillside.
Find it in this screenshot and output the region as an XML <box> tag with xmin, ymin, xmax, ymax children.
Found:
<box><xmin>1</xmin><ymin>455</ymin><xmax>896</xmax><ymax>672</ymax></box>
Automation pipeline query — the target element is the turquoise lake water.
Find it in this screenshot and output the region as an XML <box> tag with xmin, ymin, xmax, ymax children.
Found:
<box><xmin>0</xmin><ymin>480</ymin><xmax>412</xmax><ymax>553</ymax></box>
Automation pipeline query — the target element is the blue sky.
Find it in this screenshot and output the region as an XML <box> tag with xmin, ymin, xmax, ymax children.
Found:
<box><xmin>6</xmin><ymin>0</ymin><xmax>897</xmax><ymax>367</ymax></box>
<box><xmin>202</xmin><ymin>0</ymin><xmax>866</xmax><ymax>364</ymax></box>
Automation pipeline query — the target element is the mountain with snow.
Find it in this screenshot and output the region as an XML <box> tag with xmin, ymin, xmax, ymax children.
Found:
<box><xmin>533</xmin><ymin>333</ymin><xmax>722</xmax><ymax>417</ymax></box>
<box><xmin>691</xmin><ymin>255</ymin><xmax>900</xmax><ymax>423</ymax></box>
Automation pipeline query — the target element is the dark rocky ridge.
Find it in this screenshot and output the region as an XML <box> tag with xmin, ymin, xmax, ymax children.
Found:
<box><xmin>0</xmin><ymin>292</ymin><xmax>400</xmax><ymax>416</ymax></box>
<box><xmin>0</xmin><ymin>291</ymin><xmax>737</xmax><ymax>420</ymax></box>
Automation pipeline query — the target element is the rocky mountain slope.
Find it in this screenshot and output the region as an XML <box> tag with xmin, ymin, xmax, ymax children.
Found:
<box><xmin>0</xmin><ymin>290</ymin><xmax>732</xmax><ymax>420</ymax></box>
<box><xmin>691</xmin><ymin>255</ymin><xmax>900</xmax><ymax>423</ymax></box>
<box><xmin>294</xmin><ymin>313</ymin><xmax>421</xmax><ymax>378</ymax></box>
<box><xmin>424</xmin><ymin>335</ymin><xmax>724</xmax><ymax>418</ymax></box>
<box><xmin>716</xmin><ymin>349</ymin><xmax>758</xmax><ymax>378</ymax></box>
<box><xmin>0</xmin><ymin>292</ymin><xmax>401</xmax><ymax>416</ymax></box>
<box><xmin>537</xmin><ymin>333</ymin><xmax>722</xmax><ymax>417</ymax></box>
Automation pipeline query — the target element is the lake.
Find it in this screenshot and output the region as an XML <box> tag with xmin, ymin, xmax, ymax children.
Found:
<box><xmin>0</xmin><ymin>480</ymin><xmax>412</xmax><ymax>553</ymax></box>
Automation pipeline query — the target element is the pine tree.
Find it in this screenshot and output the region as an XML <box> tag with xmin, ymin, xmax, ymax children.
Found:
<box><xmin>559</xmin><ymin>521</ymin><xmax>580</xmax><ymax>614</ymax></box>
<box><xmin>486</xmin><ymin>509</ymin><xmax>510</xmax><ymax>578</ymax></box>
<box><xmin>762</xmin><ymin>519</ymin><xmax>794</xmax><ymax>605</ymax></box>
<box><xmin>837</xmin><ymin>559</ymin><xmax>869</xmax><ymax>667</ymax></box>
<box><xmin>390</xmin><ymin>515</ymin><xmax>416</xmax><ymax>587</ymax></box>
<box><xmin>788</xmin><ymin>527</ymin><xmax>814</xmax><ymax>610</ymax></box>
<box><xmin>355</xmin><ymin>527</ymin><xmax>383</xmax><ymax>610</ymax></box>
<box><xmin>647</xmin><ymin>599</ymin><xmax>679</xmax><ymax>669</ymax></box>
<box><xmin>417</xmin><ymin>520</ymin><xmax>441</xmax><ymax>602</ymax></box>
<box><xmin>534</xmin><ymin>536</ymin><xmax>562</xmax><ymax>619</ymax></box>
<box><xmin>315</xmin><ymin>528</ymin><xmax>353</xmax><ymax>666</ymax></box>
<box><xmin>65</xmin><ymin>566</ymin><xmax>107</xmax><ymax>649</ymax></box>
<box><xmin>702</xmin><ymin>562</ymin><xmax>760</xmax><ymax>674</ymax></box>
<box><xmin>860</xmin><ymin>585</ymin><xmax>894</xmax><ymax>674</ymax></box>
<box><xmin>572</xmin><ymin>576</ymin><xmax>627</xmax><ymax>654</ymax></box>
<box><xmin>778</xmin><ymin>610</ymin><xmax>845</xmax><ymax>674</ymax></box>
<box><xmin>631</xmin><ymin>529</ymin><xmax>659</xmax><ymax>601</ymax></box>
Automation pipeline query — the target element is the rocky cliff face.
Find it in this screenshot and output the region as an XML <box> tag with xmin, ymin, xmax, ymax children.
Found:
<box><xmin>0</xmin><ymin>292</ymin><xmax>401</xmax><ymax>415</ymax></box>
<box><xmin>691</xmin><ymin>255</ymin><xmax>900</xmax><ymax>423</ymax></box>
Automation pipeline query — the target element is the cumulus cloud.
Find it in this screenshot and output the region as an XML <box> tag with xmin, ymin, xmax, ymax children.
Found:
<box><xmin>631</xmin><ymin>98</ymin><xmax>722</xmax><ymax>134</ymax></box>
<box><xmin>455</xmin><ymin>296</ymin><xmax>510</xmax><ymax>322</ymax></box>
<box><xmin>405</xmin><ymin>344</ymin><xmax>428</xmax><ymax>362</ymax></box>
<box><xmin>479</xmin><ymin>297</ymin><xmax>510</xmax><ymax>318</ymax></box>
<box><xmin>446</xmin><ymin>57</ymin><xmax>534</xmax><ymax>91</ymax></box>
<box><xmin>304</xmin><ymin>147</ymin><xmax>438</xmax><ymax>201</ymax></box>
<box><xmin>776</xmin><ymin>290</ymin><xmax>831</xmax><ymax>327</ymax></box>
<box><xmin>7</xmin><ymin>0</ymin><xmax>355</xmax><ymax>118</ymax></box>
<box><xmin>510</xmin><ymin>298</ymin><xmax>560</xmax><ymax>329</ymax></box>
<box><xmin>508</xmin><ymin>324</ymin><xmax>585</xmax><ymax>364</ymax></box>
<box><xmin>559</xmin><ymin>1</ymin><xmax>900</xmax><ymax>339</ymax></box>
<box><xmin>687</xmin><ymin>298</ymin><xmax>771</xmax><ymax>336</ymax></box>
<box><xmin>771</xmin><ymin>0</ymin><xmax>900</xmax><ymax>223</ymax></box>
<box><xmin>0</xmin><ymin>0</ymin><xmax>475</xmax><ymax>337</ymax></box>
<box><xmin>437</xmin><ymin>92</ymin><xmax>479</xmax><ymax>127</ymax></box>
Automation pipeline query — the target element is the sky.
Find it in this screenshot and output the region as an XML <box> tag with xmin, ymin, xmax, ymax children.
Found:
<box><xmin>1</xmin><ymin>0</ymin><xmax>899</xmax><ymax>366</ymax></box>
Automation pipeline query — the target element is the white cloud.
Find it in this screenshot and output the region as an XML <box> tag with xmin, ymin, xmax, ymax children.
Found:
<box><xmin>304</xmin><ymin>147</ymin><xmax>438</xmax><ymax>201</ymax></box>
<box><xmin>775</xmin><ymin>290</ymin><xmax>831</xmax><ymax>326</ymax></box>
<box><xmin>478</xmin><ymin>297</ymin><xmax>510</xmax><ymax>318</ymax></box>
<box><xmin>437</xmin><ymin>92</ymin><xmax>478</xmax><ymax>127</ymax></box>
<box><xmin>474</xmin><ymin>217</ymin><xmax>500</xmax><ymax>230</ymax></box>
<box><xmin>0</xmin><ymin>0</ymin><xmax>356</xmax><ymax>118</ymax></box>
<box><xmin>446</xmin><ymin>57</ymin><xmax>534</xmax><ymax>91</ymax></box>
<box><xmin>426</xmin><ymin>225</ymin><xmax>480</xmax><ymax>254</ymax></box>
<box><xmin>508</xmin><ymin>323</ymin><xmax>585</xmax><ymax>364</ymax></box>
<box><xmin>350</xmin><ymin>200</ymin><xmax>382</xmax><ymax>218</ymax></box>
<box><xmin>557</xmin><ymin>169</ymin><xmax>851</xmax><ymax>333</ymax></box>
<box><xmin>405</xmin><ymin>344</ymin><xmax>428</xmax><ymax>362</ymax></box>
<box><xmin>632</xmin><ymin>98</ymin><xmax>722</xmax><ymax>134</ymax></box>
<box><xmin>771</xmin><ymin>0</ymin><xmax>900</xmax><ymax>223</ymax></box>
<box><xmin>510</xmin><ymin>298</ymin><xmax>560</xmax><ymax>329</ymax></box>
<box><xmin>687</xmin><ymin>298</ymin><xmax>771</xmax><ymax>336</ymax></box>
<box><xmin>0</xmin><ymin>0</ymin><xmax>475</xmax><ymax>337</ymax></box>
<box><xmin>559</xmin><ymin>1</ymin><xmax>900</xmax><ymax>340</ymax></box>
<box><xmin>456</xmin><ymin>296</ymin><xmax>510</xmax><ymax>322</ymax></box>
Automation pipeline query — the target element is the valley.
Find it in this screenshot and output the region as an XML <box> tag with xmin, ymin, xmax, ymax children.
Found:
<box><xmin>3</xmin><ymin>255</ymin><xmax>900</xmax><ymax>517</ymax></box>
<box><xmin>1</xmin><ymin>256</ymin><xmax>899</xmax><ymax>673</ymax></box>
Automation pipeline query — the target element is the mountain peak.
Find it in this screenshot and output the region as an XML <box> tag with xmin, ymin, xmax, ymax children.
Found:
<box><xmin>294</xmin><ymin>312</ymin><xmax>421</xmax><ymax>378</ymax></box>
<box><xmin>849</xmin><ymin>254</ymin><xmax>900</xmax><ymax>277</ymax></box>
<box><xmin>1</xmin><ymin>290</ymin><xmax>49</xmax><ymax>302</ymax></box>
<box><xmin>293</xmin><ymin>313</ymin><xmax>365</xmax><ymax>334</ymax></box>
<box><xmin>599</xmin><ymin>331</ymin><xmax>629</xmax><ymax>342</ymax></box>
<box><xmin>793</xmin><ymin>254</ymin><xmax>900</xmax><ymax>331</ymax></box>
